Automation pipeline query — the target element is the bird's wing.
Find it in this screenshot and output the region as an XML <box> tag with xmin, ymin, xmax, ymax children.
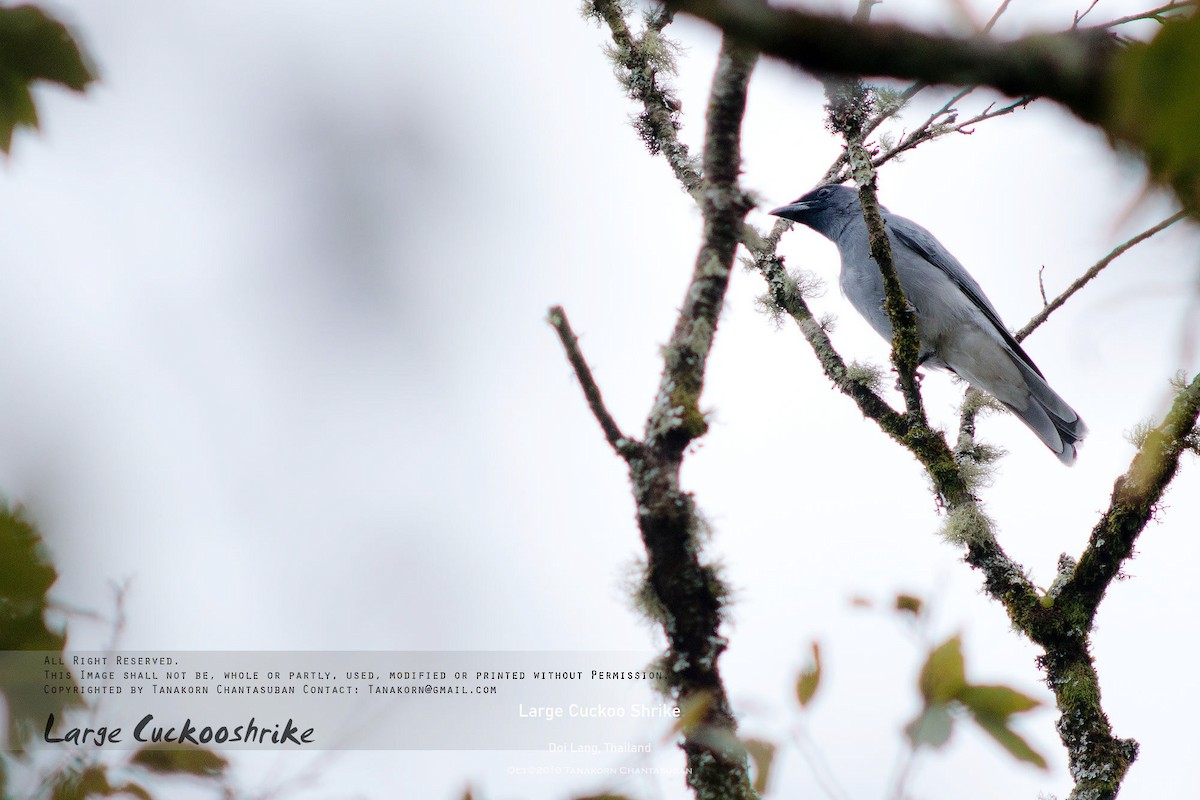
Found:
<box><xmin>887</xmin><ymin>214</ymin><xmax>1046</xmax><ymax>380</ymax></box>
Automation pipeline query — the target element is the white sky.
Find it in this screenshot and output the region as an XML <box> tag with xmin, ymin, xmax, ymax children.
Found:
<box><xmin>1</xmin><ymin>0</ymin><xmax>1198</xmax><ymax>798</ymax></box>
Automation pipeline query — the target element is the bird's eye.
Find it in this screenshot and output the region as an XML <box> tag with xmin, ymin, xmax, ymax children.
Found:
<box><xmin>817</xmin><ymin>187</ymin><xmax>831</xmax><ymax>198</ymax></box>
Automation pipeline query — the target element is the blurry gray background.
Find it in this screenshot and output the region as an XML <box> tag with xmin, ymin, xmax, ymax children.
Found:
<box><xmin>1</xmin><ymin>0</ymin><xmax>1197</xmax><ymax>797</ymax></box>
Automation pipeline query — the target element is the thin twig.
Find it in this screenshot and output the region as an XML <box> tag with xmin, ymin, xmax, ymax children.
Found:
<box><xmin>871</xmin><ymin>94</ymin><xmax>1032</xmax><ymax>173</ymax></box>
<box><xmin>1073</xmin><ymin>0</ymin><xmax>1102</xmax><ymax>27</ymax></box>
<box><xmin>1083</xmin><ymin>0</ymin><xmax>1197</xmax><ymax>29</ymax></box>
<box><xmin>821</xmin><ymin>81</ymin><xmax>927</xmax><ymax>185</ymax></box>
<box><xmin>982</xmin><ymin>0</ymin><xmax>1013</xmax><ymax>33</ymax></box>
<box><xmin>959</xmin><ymin>210</ymin><xmax>1185</xmax><ymax>466</ymax></box>
<box><xmin>1016</xmin><ymin>210</ymin><xmax>1188</xmax><ymax>341</ymax></box>
<box><xmin>791</xmin><ymin>722</ymin><xmax>854</xmax><ymax>800</ymax></box>
<box><xmin>547</xmin><ymin>305</ymin><xmax>636</xmax><ymax>458</ymax></box>
<box><xmin>853</xmin><ymin>0</ymin><xmax>879</xmax><ymax>24</ymax></box>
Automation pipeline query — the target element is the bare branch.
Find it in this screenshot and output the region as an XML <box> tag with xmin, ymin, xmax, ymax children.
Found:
<box><xmin>1073</xmin><ymin>0</ymin><xmax>1103</xmax><ymax>28</ymax></box>
<box><xmin>1016</xmin><ymin>210</ymin><xmax>1188</xmax><ymax>341</ymax></box>
<box><xmin>1082</xmin><ymin>0</ymin><xmax>1197</xmax><ymax>30</ymax></box>
<box><xmin>872</xmin><ymin>94</ymin><xmax>1032</xmax><ymax>172</ymax></box>
<box><xmin>853</xmin><ymin>0</ymin><xmax>878</xmax><ymax>24</ymax></box>
<box><xmin>547</xmin><ymin>305</ymin><xmax>639</xmax><ymax>459</ymax></box>
<box><xmin>983</xmin><ymin>0</ymin><xmax>1013</xmax><ymax>33</ymax></box>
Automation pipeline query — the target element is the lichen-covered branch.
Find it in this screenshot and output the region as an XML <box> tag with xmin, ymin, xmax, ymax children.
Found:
<box><xmin>585</xmin><ymin>0</ymin><xmax>703</xmax><ymax>193</ymax></box>
<box><xmin>824</xmin><ymin>70</ymin><xmax>929</xmax><ymax>423</ymax></box>
<box><xmin>754</xmin><ymin>249</ymin><xmax>909</xmax><ymax>439</ymax></box>
<box><xmin>1014</xmin><ymin>374</ymin><xmax>1200</xmax><ymax>800</ymax></box>
<box><xmin>561</xmin><ymin>16</ymin><xmax>760</xmax><ymax>797</ymax></box>
<box><xmin>1082</xmin><ymin>0</ymin><xmax>1196</xmax><ymax>30</ymax></box>
<box><xmin>574</xmin><ymin>3</ymin><xmax>1200</xmax><ymax>798</ymax></box>
<box><xmin>1063</xmin><ymin>372</ymin><xmax>1200</xmax><ymax>624</ymax></box>
<box><xmin>633</xmin><ymin>38</ymin><xmax>758</xmax><ymax>800</ymax></box>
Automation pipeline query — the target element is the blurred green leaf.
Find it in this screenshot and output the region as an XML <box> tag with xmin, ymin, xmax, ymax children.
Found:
<box><xmin>918</xmin><ymin>635</ymin><xmax>965</xmax><ymax>704</ymax></box>
<box><xmin>0</xmin><ymin>506</ymin><xmax>63</xmax><ymax>650</ymax></box>
<box><xmin>0</xmin><ymin>506</ymin><xmax>81</xmax><ymax>746</ymax></box>
<box><xmin>973</xmin><ymin>713</ymin><xmax>1049</xmax><ymax>769</ymax></box>
<box><xmin>1110</xmin><ymin>13</ymin><xmax>1200</xmax><ymax>209</ymax></box>
<box><xmin>795</xmin><ymin>641</ymin><xmax>821</xmax><ymax>708</ymax></box>
<box><xmin>0</xmin><ymin>6</ymin><xmax>93</xmax><ymax>88</ymax></box>
<box><xmin>0</xmin><ymin>72</ymin><xmax>37</xmax><ymax>151</ymax></box>
<box><xmin>0</xmin><ymin>4</ymin><xmax>94</xmax><ymax>153</ymax></box>
<box><xmin>744</xmin><ymin>737</ymin><xmax>777</xmax><ymax>795</ymax></box>
<box><xmin>131</xmin><ymin>743</ymin><xmax>228</xmax><ymax>778</ymax></box>
<box><xmin>958</xmin><ymin>684</ymin><xmax>1040</xmax><ymax>721</ymax></box>
<box><xmin>904</xmin><ymin>702</ymin><xmax>953</xmax><ymax>749</ymax></box>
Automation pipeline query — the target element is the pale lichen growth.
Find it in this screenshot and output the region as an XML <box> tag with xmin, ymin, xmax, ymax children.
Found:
<box><xmin>1124</xmin><ymin>418</ymin><xmax>1154</xmax><ymax>449</ymax></box>
<box><xmin>939</xmin><ymin>502</ymin><xmax>995</xmax><ymax>546</ymax></box>
<box><xmin>845</xmin><ymin>360</ymin><xmax>885</xmax><ymax>392</ymax></box>
<box><xmin>647</xmin><ymin>377</ymin><xmax>685</xmax><ymax>440</ymax></box>
<box><xmin>753</xmin><ymin>291</ymin><xmax>786</xmax><ymax>327</ymax></box>
<box><xmin>1048</xmin><ymin>553</ymin><xmax>1078</xmax><ymax>598</ymax></box>
<box><xmin>688</xmin><ymin>317</ymin><xmax>716</xmax><ymax>359</ymax></box>
<box><xmin>699</xmin><ymin>252</ymin><xmax>730</xmax><ymax>279</ymax></box>
<box><xmin>871</xmin><ymin>85</ymin><xmax>908</xmax><ymax>117</ymax></box>
<box><xmin>624</xmin><ymin>555</ymin><xmax>670</xmax><ymax>627</ymax></box>
<box><xmin>961</xmin><ymin>389</ymin><xmax>1005</xmax><ymax>418</ymax></box>
<box><xmin>753</xmin><ymin>267</ymin><xmax>823</xmax><ymax>327</ymax></box>
<box><xmin>637</xmin><ymin>25</ymin><xmax>681</xmax><ymax>74</ymax></box>
<box><xmin>956</xmin><ymin>449</ymin><xmax>998</xmax><ymax>491</ymax></box>
<box><xmin>1184</xmin><ymin>426</ymin><xmax>1200</xmax><ymax>456</ymax></box>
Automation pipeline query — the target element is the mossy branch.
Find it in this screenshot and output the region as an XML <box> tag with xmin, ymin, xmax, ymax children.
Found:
<box><xmin>1062</xmin><ymin>371</ymin><xmax>1200</xmax><ymax>624</ymax></box>
<box><xmin>629</xmin><ymin>37</ymin><xmax>760</xmax><ymax>800</ymax></box>
<box><xmin>563</xmin><ymin>10</ymin><xmax>761</xmax><ymax>797</ymax></box>
<box><xmin>577</xmin><ymin>3</ymin><xmax>1200</xmax><ymax>798</ymax></box>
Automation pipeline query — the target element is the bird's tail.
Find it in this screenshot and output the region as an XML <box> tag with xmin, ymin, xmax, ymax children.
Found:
<box><xmin>1001</xmin><ymin>359</ymin><xmax>1088</xmax><ymax>465</ymax></box>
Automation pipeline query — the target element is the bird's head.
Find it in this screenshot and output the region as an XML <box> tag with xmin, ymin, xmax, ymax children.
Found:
<box><xmin>769</xmin><ymin>184</ymin><xmax>860</xmax><ymax>239</ymax></box>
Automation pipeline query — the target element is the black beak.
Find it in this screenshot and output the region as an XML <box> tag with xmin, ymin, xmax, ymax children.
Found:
<box><xmin>768</xmin><ymin>199</ymin><xmax>815</xmax><ymax>222</ymax></box>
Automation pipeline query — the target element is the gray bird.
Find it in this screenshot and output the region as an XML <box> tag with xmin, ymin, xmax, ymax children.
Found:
<box><xmin>770</xmin><ymin>184</ymin><xmax>1087</xmax><ymax>464</ymax></box>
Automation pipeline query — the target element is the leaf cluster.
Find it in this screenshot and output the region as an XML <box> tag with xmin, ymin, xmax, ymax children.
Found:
<box><xmin>908</xmin><ymin>635</ymin><xmax>1046</xmax><ymax>769</ymax></box>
